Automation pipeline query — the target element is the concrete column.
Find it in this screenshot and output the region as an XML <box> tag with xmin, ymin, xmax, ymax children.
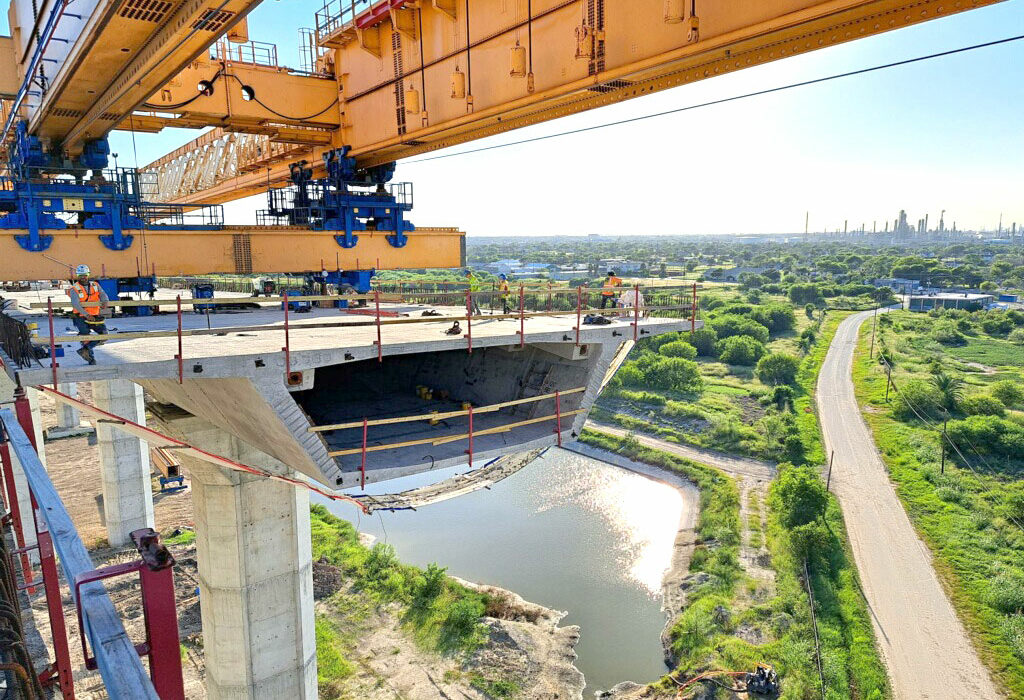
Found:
<box><xmin>44</xmin><ymin>383</ymin><xmax>93</xmax><ymax>440</ymax></box>
<box><xmin>174</xmin><ymin>422</ymin><xmax>316</xmax><ymax>700</ymax></box>
<box><xmin>94</xmin><ymin>379</ymin><xmax>154</xmax><ymax>547</ymax></box>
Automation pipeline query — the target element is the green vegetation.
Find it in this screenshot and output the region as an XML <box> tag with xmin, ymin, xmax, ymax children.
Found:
<box><xmin>579</xmin><ymin>430</ymin><xmax>888</xmax><ymax>698</ymax></box>
<box><xmin>852</xmin><ymin>309</ymin><xmax>1024</xmax><ymax>696</ymax></box>
<box><xmin>309</xmin><ymin>505</ymin><xmax>516</xmax><ymax>696</ymax></box>
<box><xmin>163</xmin><ymin>528</ymin><xmax>195</xmax><ymax>547</ymax></box>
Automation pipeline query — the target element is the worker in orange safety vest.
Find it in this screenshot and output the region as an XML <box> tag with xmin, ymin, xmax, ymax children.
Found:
<box><xmin>601</xmin><ymin>270</ymin><xmax>622</xmax><ymax>309</ymax></box>
<box><xmin>67</xmin><ymin>264</ymin><xmax>110</xmax><ymax>365</ymax></box>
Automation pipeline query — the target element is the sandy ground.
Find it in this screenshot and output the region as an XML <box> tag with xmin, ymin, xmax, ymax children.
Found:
<box><xmin>817</xmin><ymin>310</ymin><xmax>1001</xmax><ymax>699</ymax></box>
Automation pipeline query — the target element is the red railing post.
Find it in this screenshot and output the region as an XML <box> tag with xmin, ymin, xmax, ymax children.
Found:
<box><xmin>518</xmin><ymin>284</ymin><xmax>525</xmax><ymax>349</ymax></box>
<box><xmin>575</xmin><ymin>286</ymin><xmax>582</xmax><ymax>347</ymax></box>
<box><xmin>465</xmin><ymin>405</ymin><xmax>474</xmax><ymax>469</ymax></box>
<box><xmin>360</xmin><ymin>418</ymin><xmax>368</xmax><ymax>489</ymax></box>
<box><xmin>691</xmin><ymin>282</ymin><xmax>697</xmax><ymax>334</ymax></box>
<box><xmin>465</xmin><ymin>289</ymin><xmax>473</xmax><ymax>354</ymax></box>
<box><xmin>47</xmin><ymin>298</ymin><xmax>58</xmax><ymax>389</ymax></box>
<box><xmin>0</xmin><ymin>439</ymin><xmax>35</xmax><ymax>593</ymax></box>
<box><xmin>546</xmin><ymin>282</ymin><xmax>552</xmax><ymax>312</ymax></box>
<box><xmin>136</xmin><ymin>540</ymin><xmax>185</xmax><ymax>700</ymax></box>
<box><xmin>282</xmin><ymin>292</ymin><xmax>291</xmax><ymax>377</ymax></box>
<box><xmin>633</xmin><ymin>284</ymin><xmax>640</xmax><ymax>341</ymax></box>
<box><xmin>13</xmin><ymin>388</ymin><xmax>36</xmax><ymax>452</ymax></box>
<box><xmin>175</xmin><ymin>296</ymin><xmax>183</xmax><ymax>384</ymax></box>
<box><xmin>554</xmin><ymin>390</ymin><xmax>562</xmax><ymax>447</ymax></box>
<box><xmin>374</xmin><ymin>290</ymin><xmax>382</xmax><ymax>363</ymax></box>
<box><xmin>37</xmin><ymin>521</ymin><xmax>75</xmax><ymax>698</ymax></box>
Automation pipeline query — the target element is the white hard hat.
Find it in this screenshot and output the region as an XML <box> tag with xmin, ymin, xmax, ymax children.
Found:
<box><xmin>75</xmin><ymin>264</ymin><xmax>90</xmax><ymax>276</ymax></box>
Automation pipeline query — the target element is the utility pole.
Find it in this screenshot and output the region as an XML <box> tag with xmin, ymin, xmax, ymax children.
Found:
<box><xmin>940</xmin><ymin>420</ymin><xmax>948</xmax><ymax>474</ymax></box>
<box><xmin>885</xmin><ymin>363</ymin><xmax>892</xmax><ymax>403</ymax></box>
<box><xmin>869</xmin><ymin>306</ymin><xmax>878</xmax><ymax>358</ymax></box>
<box><xmin>826</xmin><ymin>450</ymin><xmax>835</xmax><ymax>490</ymax></box>
<box><xmin>805</xmin><ymin>211</ymin><xmax>809</xmax><ymax>235</ymax></box>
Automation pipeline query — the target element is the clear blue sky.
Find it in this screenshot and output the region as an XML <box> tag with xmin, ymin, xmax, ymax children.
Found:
<box><xmin>9</xmin><ymin>1</ymin><xmax>1024</xmax><ymax>235</ymax></box>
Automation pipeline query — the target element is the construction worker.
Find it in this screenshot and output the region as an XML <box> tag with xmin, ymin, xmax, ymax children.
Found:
<box><xmin>498</xmin><ymin>273</ymin><xmax>512</xmax><ymax>315</ymax></box>
<box><xmin>464</xmin><ymin>269</ymin><xmax>482</xmax><ymax>316</ymax></box>
<box><xmin>68</xmin><ymin>264</ymin><xmax>110</xmax><ymax>365</ymax></box>
<box><xmin>601</xmin><ymin>270</ymin><xmax>622</xmax><ymax>309</ymax></box>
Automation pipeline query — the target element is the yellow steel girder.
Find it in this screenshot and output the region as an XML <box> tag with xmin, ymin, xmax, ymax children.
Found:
<box><xmin>0</xmin><ymin>227</ymin><xmax>464</xmax><ymax>281</ymax></box>
<box><xmin>140</xmin><ymin>0</ymin><xmax>1004</xmax><ymax>205</ymax></box>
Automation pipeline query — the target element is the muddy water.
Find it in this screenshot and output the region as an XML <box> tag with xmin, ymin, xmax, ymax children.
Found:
<box><xmin>316</xmin><ymin>448</ymin><xmax>687</xmax><ymax>695</ymax></box>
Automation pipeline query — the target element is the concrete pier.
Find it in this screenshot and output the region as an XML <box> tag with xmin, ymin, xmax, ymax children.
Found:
<box><xmin>94</xmin><ymin>379</ymin><xmax>154</xmax><ymax>547</ymax></box>
<box><xmin>44</xmin><ymin>383</ymin><xmax>93</xmax><ymax>439</ymax></box>
<box><xmin>168</xmin><ymin>416</ymin><xmax>317</xmax><ymax>700</ymax></box>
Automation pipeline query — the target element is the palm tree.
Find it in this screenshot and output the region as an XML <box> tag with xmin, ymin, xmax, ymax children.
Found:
<box><xmin>931</xmin><ymin>372</ymin><xmax>965</xmax><ymax>411</ymax></box>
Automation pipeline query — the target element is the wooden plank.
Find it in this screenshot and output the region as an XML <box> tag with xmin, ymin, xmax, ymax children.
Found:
<box><xmin>0</xmin><ymin>409</ymin><xmax>160</xmax><ymax>700</ymax></box>
<box><xmin>327</xmin><ymin>409</ymin><xmax>585</xmax><ymax>457</ymax></box>
<box><xmin>309</xmin><ymin>386</ymin><xmax>587</xmax><ymax>432</ymax></box>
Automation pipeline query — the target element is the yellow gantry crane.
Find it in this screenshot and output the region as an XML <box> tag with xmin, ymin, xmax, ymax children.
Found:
<box><xmin>0</xmin><ymin>0</ymin><xmax>1006</xmax><ymax>281</ymax></box>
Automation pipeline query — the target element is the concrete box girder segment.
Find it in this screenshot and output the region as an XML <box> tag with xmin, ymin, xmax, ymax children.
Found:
<box><xmin>10</xmin><ymin>303</ymin><xmax>694</xmax><ymax>489</ymax></box>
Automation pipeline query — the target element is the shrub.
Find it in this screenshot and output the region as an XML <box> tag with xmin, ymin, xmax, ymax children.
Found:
<box><xmin>789</xmin><ymin>521</ymin><xmax>831</xmax><ymax>563</ymax></box>
<box><xmin>784</xmin><ymin>435</ymin><xmax>806</xmax><ymax>464</ymax></box>
<box><xmin>773</xmin><ymin>465</ymin><xmax>828</xmax><ymax>527</ymax></box>
<box><xmin>711</xmin><ymin>314</ymin><xmax>770</xmax><ymax>344</ymax></box>
<box><xmin>931</xmin><ymin>323</ymin><xmax>966</xmax><ymax>346</ymax></box>
<box><xmin>891</xmin><ymin>380</ymin><xmax>946</xmax><ymax>422</ymax></box>
<box><xmin>624</xmin><ymin>354</ymin><xmax>704</xmax><ymax>393</ymax></box>
<box><xmin>945</xmin><ymin>415</ymin><xmax>1024</xmax><ymax>458</ymax></box>
<box><xmin>959</xmin><ymin>395</ymin><xmax>1006</xmax><ymax>417</ymax></box>
<box><xmin>717</xmin><ymin>335</ymin><xmax>766</xmax><ymax>366</ymax></box>
<box><xmin>1010</xmin><ymin>328</ymin><xmax>1024</xmax><ymax>345</ymax></box>
<box><xmin>659</xmin><ymin>340</ymin><xmax>698</xmax><ymax>360</ymax></box>
<box><xmin>690</xmin><ymin>328</ymin><xmax>719</xmax><ymax>357</ymax></box>
<box><xmin>790</xmin><ymin>283</ymin><xmax>824</xmax><ymax>306</ymax></box>
<box><xmin>931</xmin><ymin>372</ymin><xmax>965</xmax><ymax>410</ymax></box>
<box><xmin>992</xmin><ymin>380</ymin><xmax>1024</xmax><ymax>407</ymax></box>
<box><xmin>756</xmin><ymin>353</ymin><xmax>800</xmax><ymax>386</ymax></box>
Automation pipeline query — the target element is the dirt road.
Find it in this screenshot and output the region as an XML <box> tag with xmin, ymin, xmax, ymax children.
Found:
<box><xmin>584</xmin><ymin>421</ymin><xmax>775</xmax><ymax>480</ymax></box>
<box><xmin>817</xmin><ymin>310</ymin><xmax>1000</xmax><ymax>699</ymax></box>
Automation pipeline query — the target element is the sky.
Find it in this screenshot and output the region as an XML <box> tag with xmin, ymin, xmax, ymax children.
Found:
<box><xmin>10</xmin><ymin>0</ymin><xmax>1024</xmax><ymax>235</ymax></box>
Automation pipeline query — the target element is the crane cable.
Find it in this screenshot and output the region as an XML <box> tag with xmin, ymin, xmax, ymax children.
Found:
<box><xmin>403</xmin><ymin>32</ymin><xmax>1024</xmax><ymax>164</ymax></box>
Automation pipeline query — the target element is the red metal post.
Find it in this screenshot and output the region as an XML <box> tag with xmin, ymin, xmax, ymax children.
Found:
<box><xmin>13</xmin><ymin>389</ymin><xmax>37</xmax><ymax>452</ymax></box>
<box><xmin>691</xmin><ymin>282</ymin><xmax>697</xmax><ymax>334</ymax></box>
<box><xmin>518</xmin><ymin>285</ymin><xmax>525</xmax><ymax>348</ymax></box>
<box><xmin>374</xmin><ymin>290</ymin><xmax>382</xmax><ymax>363</ymax></box>
<box><xmin>282</xmin><ymin>292</ymin><xmax>291</xmax><ymax>377</ymax></box>
<box><xmin>37</xmin><ymin>522</ymin><xmax>75</xmax><ymax>698</ymax></box>
<box><xmin>360</xmin><ymin>418</ymin><xmax>368</xmax><ymax>489</ymax></box>
<box><xmin>633</xmin><ymin>284</ymin><xmax>640</xmax><ymax>341</ymax></box>
<box><xmin>138</xmin><ymin>563</ymin><xmax>185</xmax><ymax>699</ymax></box>
<box><xmin>175</xmin><ymin>296</ymin><xmax>183</xmax><ymax>384</ymax></box>
<box><xmin>464</xmin><ymin>289</ymin><xmax>473</xmax><ymax>354</ymax></box>
<box><xmin>575</xmin><ymin>286</ymin><xmax>582</xmax><ymax>347</ymax></box>
<box><xmin>465</xmin><ymin>405</ymin><xmax>474</xmax><ymax>469</ymax></box>
<box><xmin>554</xmin><ymin>390</ymin><xmax>562</xmax><ymax>447</ymax></box>
<box><xmin>47</xmin><ymin>298</ymin><xmax>58</xmax><ymax>389</ymax></box>
<box><xmin>0</xmin><ymin>440</ymin><xmax>35</xmax><ymax>592</ymax></box>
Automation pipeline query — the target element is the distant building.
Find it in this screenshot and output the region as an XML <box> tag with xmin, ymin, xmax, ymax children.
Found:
<box><xmin>481</xmin><ymin>259</ymin><xmax>521</xmax><ymax>275</ymax></box>
<box><xmin>873</xmin><ymin>278</ymin><xmax>921</xmax><ymax>293</ymax></box>
<box><xmin>718</xmin><ymin>266</ymin><xmax>770</xmax><ymax>282</ymax></box>
<box><xmin>907</xmin><ymin>292</ymin><xmax>994</xmax><ymax>312</ymax></box>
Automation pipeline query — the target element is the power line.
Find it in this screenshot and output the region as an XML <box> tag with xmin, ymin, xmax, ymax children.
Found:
<box><xmin>404</xmin><ymin>33</ymin><xmax>1024</xmax><ymax>165</ymax></box>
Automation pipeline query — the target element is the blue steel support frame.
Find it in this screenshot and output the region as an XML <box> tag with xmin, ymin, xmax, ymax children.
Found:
<box><xmin>0</xmin><ymin>409</ymin><xmax>159</xmax><ymax>700</ymax></box>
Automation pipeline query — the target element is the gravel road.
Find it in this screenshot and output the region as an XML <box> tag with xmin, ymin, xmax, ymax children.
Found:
<box><xmin>818</xmin><ymin>310</ymin><xmax>1001</xmax><ymax>699</ymax></box>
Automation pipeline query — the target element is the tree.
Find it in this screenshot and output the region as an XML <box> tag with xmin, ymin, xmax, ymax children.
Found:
<box><xmin>690</xmin><ymin>328</ymin><xmax>718</xmax><ymax>357</ymax></box>
<box><xmin>891</xmin><ymin>380</ymin><xmax>945</xmax><ymax>422</ymax></box>
<box><xmin>930</xmin><ymin>372</ymin><xmax>965</xmax><ymax>410</ymax></box>
<box><xmin>789</xmin><ymin>283</ymin><xmax>824</xmax><ymax>306</ymax></box>
<box><xmin>756</xmin><ymin>353</ymin><xmax>801</xmax><ymax>386</ymax></box>
<box><xmin>711</xmin><ymin>315</ymin><xmax>770</xmax><ymax>344</ymax></box>
<box><xmin>718</xmin><ymin>336</ymin><xmax>766</xmax><ymax>366</ymax></box>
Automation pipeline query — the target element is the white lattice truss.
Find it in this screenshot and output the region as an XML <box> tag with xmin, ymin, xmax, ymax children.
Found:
<box><xmin>145</xmin><ymin>131</ymin><xmax>306</xmax><ymax>203</ymax></box>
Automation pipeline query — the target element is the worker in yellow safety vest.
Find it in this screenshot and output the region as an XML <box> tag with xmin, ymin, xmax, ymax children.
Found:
<box><xmin>464</xmin><ymin>269</ymin><xmax>482</xmax><ymax>316</ymax></box>
<box><xmin>67</xmin><ymin>264</ymin><xmax>110</xmax><ymax>365</ymax></box>
<box><xmin>498</xmin><ymin>274</ymin><xmax>512</xmax><ymax>315</ymax></box>
<box><xmin>601</xmin><ymin>270</ymin><xmax>622</xmax><ymax>309</ymax></box>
